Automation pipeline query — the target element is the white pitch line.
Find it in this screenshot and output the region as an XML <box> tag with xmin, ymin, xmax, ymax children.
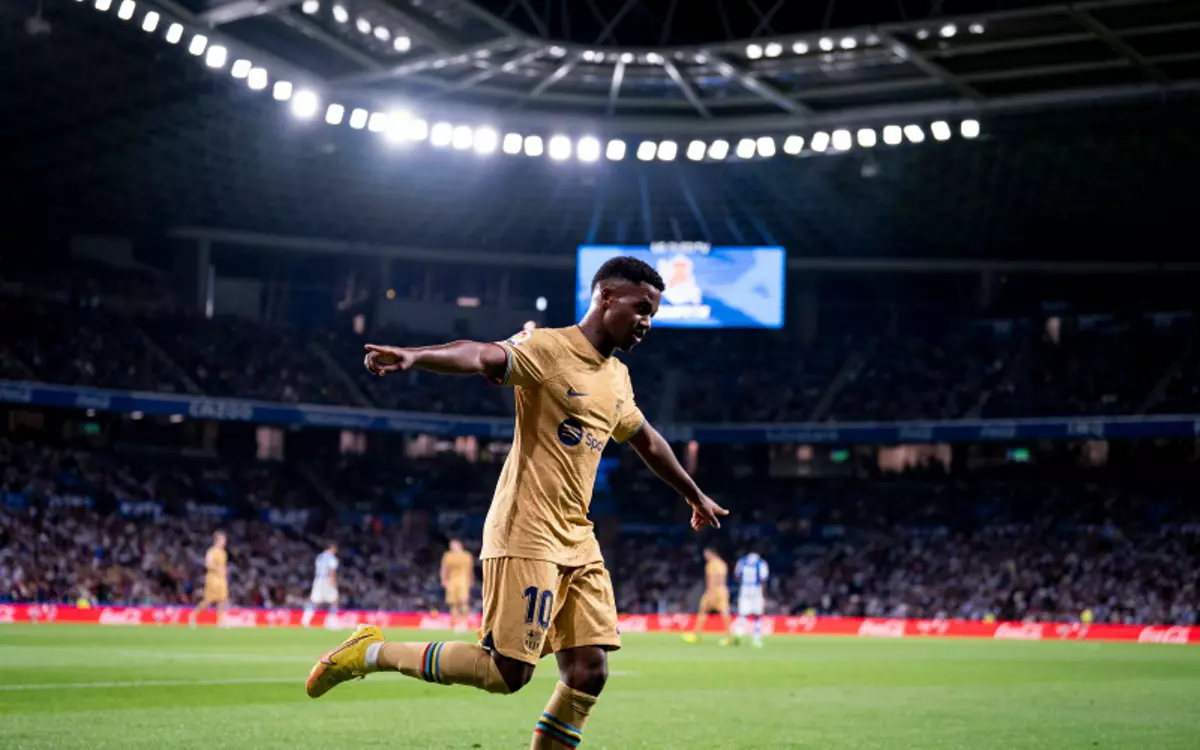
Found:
<box><xmin>0</xmin><ymin>671</ymin><xmax>637</xmax><ymax>692</ymax></box>
<box><xmin>0</xmin><ymin>677</ymin><xmax>299</xmax><ymax>691</ymax></box>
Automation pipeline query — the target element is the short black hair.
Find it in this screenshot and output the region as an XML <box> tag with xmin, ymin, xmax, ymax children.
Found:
<box><xmin>591</xmin><ymin>256</ymin><xmax>665</xmax><ymax>292</ymax></box>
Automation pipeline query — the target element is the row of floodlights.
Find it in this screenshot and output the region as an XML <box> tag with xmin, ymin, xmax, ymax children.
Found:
<box><xmin>301</xmin><ymin>1</ymin><xmax>412</xmax><ymax>53</ymax></box>
<box><xmin>746</xmin><ymin>21</ymin><xmax>985</xmax><ymax>59</ymax></box>
<box><xmin>83</xmin><ymin>0</ymin><xmax>982</xmax><ymax>163</ymax></box>
<box><xmin>296</xmin><ymin>117</ymin><xmax>980</xmax><ymax>162</ymax></box>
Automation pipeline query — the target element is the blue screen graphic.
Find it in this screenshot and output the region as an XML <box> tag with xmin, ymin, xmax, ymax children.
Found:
<box><xmin>576</xmin><ymin>244</ymin><xmax>786</xmax><ymax>329</ymax></box>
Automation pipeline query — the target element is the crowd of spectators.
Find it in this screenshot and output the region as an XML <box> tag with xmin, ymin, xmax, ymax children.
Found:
<box><xmin>3</xmin><ymin>437</ymin><xmax>1196</xmax><ymax>625</ymax></box>
<box><xmin>1</xmin><ymin>293</ymin><xmax>1196</xmax><ymax>422</ymax></box>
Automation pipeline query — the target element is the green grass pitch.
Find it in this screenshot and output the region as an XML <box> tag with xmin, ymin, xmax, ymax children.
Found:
<box><xmin>2</xmin><ymin>625</ymin><xmax>1198</xmax><ymax>749</ymax></box>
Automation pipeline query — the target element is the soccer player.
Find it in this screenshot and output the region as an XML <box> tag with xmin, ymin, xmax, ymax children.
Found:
<box><xmin>441</xmin><ymin>539</ymin><xmax>475</xmax><ymax>633</ymax></box>
<box><xmin>306</xmin><ymin>256</ymin><xmax>728</xmax><ymax>750</ymax></box>
<box><xmin>188</xmin><ymin>530</ymin><xmax>228</xmax><ymax>628</ymax></box>
<box><xmin>734</xmin><ymin>549</ymin><xmax>770</xmax><ymax>648</ymax></box>
<box><xmin>302</xmin><ymin>542</ymin><xmax>339</xmax><ymax>629</ymax></box>
<box><xmin>681</xmin><ymin>547</ymin><xmax>732</xmax><ymax>645</ymax></box>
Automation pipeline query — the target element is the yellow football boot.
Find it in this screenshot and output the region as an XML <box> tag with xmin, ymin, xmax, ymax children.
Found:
<box><xmin>306</xmin><ymin>624</ymin><xmax>384</xmax><ymax>698</ymax></box>
<box><xmin>681</xmin><ymin>633</ymin><xmax>700</xmax><ymax>644</ymax></box>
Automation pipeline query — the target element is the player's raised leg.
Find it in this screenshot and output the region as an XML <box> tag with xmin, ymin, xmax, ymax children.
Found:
<box><xmin>306</xmin><ymin>557</ymin><xmax>549</xmax><ymax>698</ymax></box>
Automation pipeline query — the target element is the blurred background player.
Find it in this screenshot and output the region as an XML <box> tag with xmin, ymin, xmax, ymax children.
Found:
<box><xmin>188</xmin><ymin>531</ymin><xmax>228</xmax><ymax>628</ymax></box>
<box><xmin>682</xmin><ymin>548</ymin><xmax>732</xmax><ymax>645</ymax></box>
<box><xmin>440</xmin><ymin>539</ymin><xmax>475</xmax><ymax>633</ymax></box>
<box><xmin>734</xmin><ymin>549</ymin><xmax>769</xmax><ymax>647</ymax></box>
<box><xmin>302</xmin><ymin>542</ymin><xmax>339</xmax><ymax>629</ymax></box>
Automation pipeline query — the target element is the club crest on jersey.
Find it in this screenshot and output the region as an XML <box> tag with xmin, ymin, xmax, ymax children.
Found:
<box><xmin>525</xmin><ymin>629</ymin><xmax>542</xmax><ymax>652</ymax></box>
<box><xmin>505</xmin><ymin>330</ymin><xmax>532</xmax><ymax>346</ymax></box>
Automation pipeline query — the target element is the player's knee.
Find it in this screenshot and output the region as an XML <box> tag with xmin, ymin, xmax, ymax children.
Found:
<box><xmin>558</xmin><ymin>649</ymin><xmax>608</xmax><ymax>696</ymax></box>
<box><xmin>492</xmin><ymin>652</ymin><xmax>535</xmax><ymax>694</ymax></box>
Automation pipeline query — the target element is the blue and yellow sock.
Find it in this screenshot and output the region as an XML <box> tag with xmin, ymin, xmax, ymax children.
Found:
<box><xmin>532</xmin><ymin>681</ymin><xmax>596</xmax><ymax>749</ymax></box>
<box><xmin>371</xmin><ymin>641</ymin><xmax>509</xmax><ymax>694</ymax></box>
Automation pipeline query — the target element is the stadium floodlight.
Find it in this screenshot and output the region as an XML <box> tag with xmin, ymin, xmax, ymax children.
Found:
<box><xmin>764</xmin><ymin>42</ymin><xmax>782</xmax><ymax>58</ymax></box>
<box><xmin>536</xmin><ymin>296</ymin><xmax>547</xmax><ymax>312</ymax></box>
<box><xmin>686</xmin><ymin>140</ymin><xmax>706</xmax><ymax>161</ymax></box>
<box><xmin>819</xmin><ymin>37</ymin><xmax>834</xmax><ymax>51</ymax></box>
<box><xmin>273</xmin><ymin>80</ymin><xmax>293</xmax><ymax>101</ymax></box>
<box><xmin>503</xmin><ymin>133</ymin><xmax>523</xmax><ymax>154</ymax></box>
<box><xmin>793</xmin><ymin>41</ymin><xmax>809</xmax><ymax>54</ymax></box>
<box><xmin>810</xmin><ymin>131</ymin><xmax>830</xmax><ymax>152</ymax></box>
<box><xmin>620</xmin><ymin>52</ymin><xmax>634</xmax><ymax>64</ymax></box>
<box><xmin>451</xmin><ymin>125</ymin><xmax>474</xmax><ymax>150</ymax></box>
<box><xmin>374</xmin><ymin>26</ymin><xmax>390</xmax><ymax>41</ymax></box>
<box><xmin>301</xmin><ymin>0</ymin><xmax>318</xmax><ymax>14</ymax></box>
<box><xmin>841</xmin><ymin>37</ymin><xmax>857</xmax><ymax>49</ymax></box>
<box><xmin>117</xmin><ymin>0</ymin><xmax>135</xmax><ymax>21</ymax></box>
<box><xmin>931</xmin><ymin>121</ymin><xmax>952</xmax><ymax>141</ymax></box>
<box><xmin>735</xmin><ymin>138</ymin><xmax>756</xmax><ymax>159</ymax></box>
<box><xmin>577</xmin><ymin>136</ymin><xmax>601</xmax><ymax>163</ymax></box>
<box><xmin>205</xmin><ymin>45</ymin><xmax>228</xmax><ymax>69</ymax></box>
<box><xmin>524</xmin><ymin>135</ymin><xmax>544</xmax><ymax>157</ymax></box>
<box><xmin>141</xmin><ymin>10</ymin><xmax>159</xmax><ymax>31</ymax></box>
<box><xmin>969</xmin><ymin>22</ymin><xmax>985</xmax><ymax>34</ymax></box>
<box><xmin>708</xmin><ymin>139</ymin><xmax>729</xmax><ymax>160</ymax></box>
<box><xmin>783</xmin><ymin>135</ymin><xmax>804</xmax><ymax>155</ymax></box>
<box><xmin>940</xmin><ymin>23</ymin><xmax>957</xmax><ymax>38</ymax></box>
<box><xmin>474</xmin><ymin>128</ymin><xmax>499</xmax><ymax>154</ymax></box>
<box><xmin>757</xmin><ymin>137</ymin><xmax>776</xmax><ymax>158</ymax></box>
<box><xmin>165</xmin><ymin>22</ymin><xmax>183</xmax><ymax>44</ymax></box>
<box><xmin>916</xmin><ymin>29</ymin><xmax>930</xmax><ymax>40</ymax></box>
<box><xmin>636</xmin><ymin>141</ymin><xmax>657</xmax><ymax>161</ymax></box>
<box><xmin>231</xmin><ymin>59</ymin><xmax>252</xmax><ymax>79</ymax></box>
<box><xmin>857</xmin><ymin>128</ymin><xmax>877</xmax><ymax>147</ymax></box>
<box><xmin>332</xmin><ymin>4</ymin><xmax>348</xmax><ymax>23</ymax></box>
<box><xmin>582</xmin><ymin>50</ymin><xmax>597</xmax><ymax>62</ymax></box>
<box><xmin>430</xmin><ymin>122</ymin><xmax>453</xmax><ymax>147</ymax></box>
<box><xmin>832</xmin><ymin>129</ymin><xmax>852</xmax><ymax>151</ymax></box>
<box><xmin>291</xmin><ymin>89</ymin><xmax>318</xmax><ymax>118</ymax></box>
<box><xmin>746</xmin><ymin>44</ymin><xmax>763</xmax><ymax>60</ymax></box>
<box><xmin>882</xmin><ymin>125</ymin><xmax>903</xmax><ymax>145</ymax></box>
<box><xmin>548</xmin><ymin>135</ymin><xmax>572</xmax><ymax>161</ymax></box>
<box><xmin>188</xmin><ymin>34</ymin><xmax>208</xmax><ymax>56</ymax></box>
<box><xmin>383</xmin><ymin>112</ymin><xmax>410</xmax><ymax>142</ymax></box>
<box><xmin>247</xmin><ymin>67</ymin><xmax>268</xmax><ymax>90</ymax></box>
<box><xmin>606</xmin><ymin>139</ymin><xmax>626</xmax><ymax>161</ymax></box>
<box><xmin>961</xmin><ymin>119</ymin><xmax>980</xmax><ymax>138</ymax></box>
<box><xmin>325</xmin><ymin>104</ymin><xmax>345</xmax><ymax>125</ymax></box>
<box><xmin>94</xmin><ymin>0</ymin><xmax>112</xmax><ymax>11</ymax></box>
<box><xmin>405</xmin><ymin>117</ymin><xmax>428</xmax><ymax>141</ymax></box>
<box><xmin>356</xmin><ymin>18</ymin><xmax>371</xmax><ymax>34</ymax></box>
<box><xmin>646</xmin><ymin>52</ymin><xmax>664</xmax><ymax>64</ymax></box>
<box><xmin>904</xmin><ymin>124</ymin><xmax>925</xmax><ymax>143</ymax></box>
<box><xmin>349</xmin><ymin>108</ymin><xmax>368</xmax><ymax>129</ymax></box>
<box><xmin>393</xmin><ymin>36</ymin><xmax>411</xmax><ymax>52</ymax></box>
<box><xmin>367</xmin><ymin>112</ymin><xmax>389</xmax><ymax>132</ymax></box>
<box><xmin>549</xmin><ymin>46</ymin><xmax>566</xmax><ymax>57</ymax></box>
<box><xmin>657</xmin><ymin>140</ymin><xmax>678</xmax><ymax>161</ymax></box>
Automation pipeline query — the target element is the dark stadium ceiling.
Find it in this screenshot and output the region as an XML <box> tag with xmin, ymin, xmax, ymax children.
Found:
<box><xmin>21</xmin><ymin>0</ymin><xmax>1200</xmax><ymax>135</ymax></box>
<box><xmin>2</xmin><ymin>0</ymin><xmax>1200</xmax><ymax>260</ymax></box>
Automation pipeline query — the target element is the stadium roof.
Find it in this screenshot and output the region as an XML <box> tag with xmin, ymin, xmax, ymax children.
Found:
<box><xmin>2</xmin><ymin>0</ymin><xmax>1199</xmax><ymax>260</ymax></box>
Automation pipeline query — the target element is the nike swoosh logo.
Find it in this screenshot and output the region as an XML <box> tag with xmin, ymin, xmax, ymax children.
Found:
<box><xmin>320</xmin><ymin>632</ymin><xmax>372</xmax><ymax>666</ymax></box>
<box><xmin>567</xmin><ymin>388</ymin><xmax>588</xmax><ymax>397</ymax></box>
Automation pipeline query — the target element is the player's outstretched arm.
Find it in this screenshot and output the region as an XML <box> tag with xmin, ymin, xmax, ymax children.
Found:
<box><xmin>628</xmin><ymin>421</ymin><xmax>728</xmax><ymax>531</ymax></box>
<box><xmin>363</xmin><ymin>341</ymin><xmax>507</xmax><ymax>380</ymax></box>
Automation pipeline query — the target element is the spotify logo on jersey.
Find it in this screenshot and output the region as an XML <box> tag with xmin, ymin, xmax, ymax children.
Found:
<box><xmin>557</xmin><ymin>418</ymin><xmax>584</xmax><ymax>447</ymax></box>
<box><xmin>557</xmin><ymin>418</ymin><xmax>603</xmax><ymax>452</ymax></box>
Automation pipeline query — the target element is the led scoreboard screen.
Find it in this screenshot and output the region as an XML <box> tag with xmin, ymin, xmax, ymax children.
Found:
<box><xmin>576</xmin><ymin>243</ymin><xmax>786</xmax><ymax>329</ymax></box>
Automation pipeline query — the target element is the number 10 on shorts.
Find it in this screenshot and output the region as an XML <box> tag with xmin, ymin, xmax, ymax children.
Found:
<box><xmin>523</xmin><ymin>586</ymin><xmax>554</xmax><ymax>629</ymax></box>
